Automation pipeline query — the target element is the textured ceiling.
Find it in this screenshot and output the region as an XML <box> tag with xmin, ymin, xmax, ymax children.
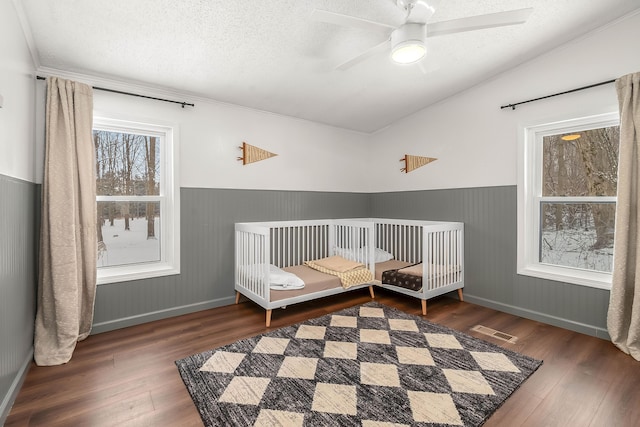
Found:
<box><xmin>18</xmin><ymin>0</ymin><xmax>640</xmax><ymax>133</ymax></box>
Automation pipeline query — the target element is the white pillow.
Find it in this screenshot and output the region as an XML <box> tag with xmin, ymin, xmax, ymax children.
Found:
<box><xmin>333</xmin><ymin>246</ymin><xmax>393</xmax><ymax>263</ymax></box>
<box><xmin>373</xmin><ymin>247</ymin><xmax>394</xmax><ymax>263</ymax></box>
<box><xmin>268</xmin><ymin>264</ymin><xmax>305</xmax><ymax>289</ymax></box>
<box><xmin>334</xmin><ymin>246</ymin><xmax>367</xmax><ymax>262</ymax></box>
<box><xmin>238</xmin><ymin>264</ymin><xmax>304</xmax><ymax>289</ymax></box>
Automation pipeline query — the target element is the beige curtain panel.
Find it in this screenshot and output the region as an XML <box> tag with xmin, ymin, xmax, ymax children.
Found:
<box><xmin>34</xmin><ymin>77</ymin><xmax>97</xmax><ymax>366</ymax></box>
<box><xmin>608</xmin><ymin>72</ymin><xmax>640</xmax><ymax>361</ymax></box>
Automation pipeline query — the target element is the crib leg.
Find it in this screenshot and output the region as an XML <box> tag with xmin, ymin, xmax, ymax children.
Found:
<box><xmin>266</xmin><ymin>310</ymin><xmax>272</xmax><ymax>327</ymax></box>
<box><xmin>369</xmin><ymin>285</ymin><xmax>375</xmax><ymax>299</ymax></box>
<box><xmin>235</xmin><ymin>291</ymin><xmax>241</xmax><ymax>304</ymax></box>
<box><xmin>457</xmin><ymin>288</ymin><xmax>464</xmax><ymax>302</ymax></box>
<box><xmin>421</xmin><ymin>299</ymin><xmax>427</xmax><ymax>316</ymax></box>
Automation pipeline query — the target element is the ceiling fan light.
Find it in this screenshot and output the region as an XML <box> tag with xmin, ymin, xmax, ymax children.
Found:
<box><xmin>390</xmin><ymin>23</ymin><xmax>427</xmax><ymax>64</ymax></box>
<box><xmin>391</xmin><ymin>42</ymin><xmax>426</xmax><ymax>64</ymax></box>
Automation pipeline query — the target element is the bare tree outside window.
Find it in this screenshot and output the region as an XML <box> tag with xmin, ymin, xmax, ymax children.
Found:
<box><xmin>145</xmin><ymin>136</ymin><xmax>157</xmax><ymax>239</ymax></box>
<box><xmin>94</xmin><ymin>129</ymin><xmax>161</xmax><ymax>268</ymax></box>
<box><xmin>540</xmin><ymin>125</ymin><xmax>619</xmax><ymax>272</ymax></box>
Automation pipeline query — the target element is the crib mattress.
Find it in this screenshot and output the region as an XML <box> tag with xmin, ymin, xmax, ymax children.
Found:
<box><xmin>270</xmin><ymin>265</ymin><xmax>343</xmax><ymax>302</ymax></box>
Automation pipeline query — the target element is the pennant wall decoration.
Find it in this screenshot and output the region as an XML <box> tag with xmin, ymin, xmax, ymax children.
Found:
<box><xmin>401</xmin><ymin>154</ymin><xmax>437</xmax><ymax>173</ymax></box>
<box><xmin>237</xmin><ymin>142</ymin><xmax>277</xmax><ymax>165</ymax></box>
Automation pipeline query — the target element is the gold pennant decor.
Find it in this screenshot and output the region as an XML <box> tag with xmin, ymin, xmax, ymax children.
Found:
<box><xmin>401</xmin><ymin>154</ymin><xmax>437</xmax><ymax>173</ymax></box>
<box><xmin>237</xmin><ymin>142</ymin><xmax>277</xmax><ymax>165</ymax></box>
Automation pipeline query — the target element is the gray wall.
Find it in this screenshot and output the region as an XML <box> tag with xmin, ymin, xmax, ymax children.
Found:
<box><xmin>0</xmin><ymin>174</ymin><xmax>37</xmax><ymax>423</ymax></box>
<box><xmin>94</xmin><ymin>185</ymin><xmax>610</xmax><ymax>339</ymax></box>
<box><xmin>370</xmin><ymin>185</ymin><xmax>610</xmax><ymax>338</ymax></box>
<box><xmin>92</xmin><ymin>188</ymin><xmax>371</xmax><ymax>332</ymax></box>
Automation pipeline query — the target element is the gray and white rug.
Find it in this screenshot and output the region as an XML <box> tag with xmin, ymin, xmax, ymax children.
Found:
<box><xmin>176</xmin><ymin>302</ymin><xmax>542</xmax><ymax>426</ymax></box>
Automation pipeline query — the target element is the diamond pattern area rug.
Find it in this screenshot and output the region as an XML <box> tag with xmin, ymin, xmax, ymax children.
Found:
<box><xmin>176</xmin><ymin>302</ymin><xmax>542</xmax><ymax>426</ymax></box>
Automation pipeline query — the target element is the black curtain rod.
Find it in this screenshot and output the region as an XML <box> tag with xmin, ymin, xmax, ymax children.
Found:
<box><xmin>500</xmin><ymin>79</ymin><xmax>616</xmax><ymax>110</ymax></box>
<box><xmin>36</xmin><ymin>75</ymin><xmax>194</xmax><ymax>108</ymax></box>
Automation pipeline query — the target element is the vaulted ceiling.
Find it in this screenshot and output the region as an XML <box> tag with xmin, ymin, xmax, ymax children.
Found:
<box><xmin>18</xmin><ymin>0</ymin><xmax>640</xmax><ymax>132</ymax></box>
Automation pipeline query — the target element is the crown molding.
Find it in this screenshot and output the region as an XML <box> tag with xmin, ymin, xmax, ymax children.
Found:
<box><xmin>35</xmin><ymin>66</ymin><xmax>198</xmax><ymax>104</ymax></box>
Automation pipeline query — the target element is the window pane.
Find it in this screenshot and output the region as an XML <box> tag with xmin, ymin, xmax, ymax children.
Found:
<box><xmin>539</xmin><ymin>202</ymin><xmax>615</xmax><ymax>272</ymax></box>
<box><xmin>97</xmin><ymin>201</ymin><xmax>161</xmax><ymax>268</ymax></box>
<box><xmin>94</xmin><ymin>130</ymin><xmax>160</xmax><ymax>196</ymax></box>
<box><xmin>542</xmin><ymin>126</ymin><xmax>619</xmax><ymax>197</ymax></box>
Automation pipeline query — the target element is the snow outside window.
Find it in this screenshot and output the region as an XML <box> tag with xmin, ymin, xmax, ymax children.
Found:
<box><xmin>94</xmin><ymin>117</ymin><xmax>180</xmax><ymax>284</ymax></box>
<box><xmin>517</xmin><ymin>112</ymin><xmax>619</xmax><ymax>289</ymax></box>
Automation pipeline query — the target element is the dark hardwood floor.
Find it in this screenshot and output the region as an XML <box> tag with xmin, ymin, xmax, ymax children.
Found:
<box><xmin>6</xmin><ymin>289</ymin><xmax>640</xmax><ymax>426</ymax></box>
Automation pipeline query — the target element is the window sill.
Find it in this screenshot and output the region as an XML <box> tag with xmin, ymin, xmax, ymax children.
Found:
<box><xmin>97</xmin><ymin>263</ymin><xmax>180</xmax><ymax>285</ymax></box>
<box><xmin>517</xmin><ymin>264</ymin><xmax>611</xmax><ymax>290</ymax></box>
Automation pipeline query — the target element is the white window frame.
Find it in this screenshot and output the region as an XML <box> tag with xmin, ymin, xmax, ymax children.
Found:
<box><xmin>517</xmin><ymin>112</ymin><xmax>618</xmax><ymax>290</ymax></box>
<box><xmin>94</xmin><ymin>116</ymin><xmax>180</xmax><ymax>284</ymax></box>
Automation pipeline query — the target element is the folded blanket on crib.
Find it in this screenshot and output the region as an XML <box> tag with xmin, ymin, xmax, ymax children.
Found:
<box><xmin>398</xmin><ymin>263</ymin><xmax>461</xmax><ymax>278</ymax></box>
<box><xmin>304</xmin><ymin>255</ymin><xmax>373</xmax><ymax>289</ymax></box>
<box><xmin>397</xmin><ymin>263</ymin><xmax>423</xmax><ymax>277</ymax></box>
<box><xmin>307</xmin><ymin>255</ymin><xmax>364</xmax><ymax>272</ymax></box>
<box><xmin>381</xmin><ymin>265</ymin><xmax>423</xmax><ymax>291</ymax></box>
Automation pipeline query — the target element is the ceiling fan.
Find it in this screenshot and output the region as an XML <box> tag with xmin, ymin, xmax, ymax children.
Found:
<box><xmin>312</xmin><ymin>0</ymin><xmax>533</xmax><ymax>71</ymax></box>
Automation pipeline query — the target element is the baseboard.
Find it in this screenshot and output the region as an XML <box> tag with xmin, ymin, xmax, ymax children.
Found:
<box><xmin>463</xmin><ymin>295</ymin><xmax>611</xmax><ymax>340</ymax></box>
<box><xmin>0</xmin><ymin>348</ymin><xmax>33</xmax><ymax>426</ymax></box>
<box><xmin>91</xmin><ymin>296</ymin><xmax>236</xmax><ymax>334</ymax></box>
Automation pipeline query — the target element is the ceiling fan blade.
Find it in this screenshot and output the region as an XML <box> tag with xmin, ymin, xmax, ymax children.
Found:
<box><xmin>311</xmin><ymin>9</ymin><xmax>396</xmax><ymax>33</ymax></box>
<box><xmin>336</xmin><ymin>39</ymin><xmax>391</xmax><ymax>71</ymax></box>
<box><xmin>427</xmin><ymin>7</ymin><xmax>533</xmax><ymax>37</ymax></box>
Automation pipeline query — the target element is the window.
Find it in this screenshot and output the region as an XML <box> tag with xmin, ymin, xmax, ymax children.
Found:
<box><xmin>94</xmin><ymin>117</ymin><xmax>180</xmax><ymax>284</ymax></box>
<box><xmin>518</xmin><ymin>113</ymin><xmax>619</xmax><ymax>289</ymax></box>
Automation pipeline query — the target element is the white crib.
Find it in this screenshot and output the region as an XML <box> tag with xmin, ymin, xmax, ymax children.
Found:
<box><xmin>365</xmin><ymin>218</ymin><xmax>464</xmax><ymax>315</ymax></box>
<box><xmin>235</xmin><ymin>219</ymin><xmax>376</xmax><ymax>326</ymax></box>
<box><xmin>235</xmin><ymin>218</ymin><xmax>464</xmax><ymax>326</ymax></box>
